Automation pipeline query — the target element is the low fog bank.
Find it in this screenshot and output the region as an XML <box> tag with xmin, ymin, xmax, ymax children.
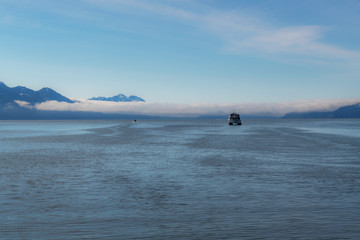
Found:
<box><xmin>29</xmin><ymin>98</ymin><xmax>360</xmax><ymax>118</ymax></box>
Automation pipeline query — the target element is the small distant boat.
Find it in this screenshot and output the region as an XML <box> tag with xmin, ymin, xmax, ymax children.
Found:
<box><xmin>228</xmin><ymin>113</ymin><xmax>242</xmax><ymax>125</ymax></box>
<box><xmin>132</xmin><ymin>120</ymin><xmax>137</xmax><ymax>123</ymax></box>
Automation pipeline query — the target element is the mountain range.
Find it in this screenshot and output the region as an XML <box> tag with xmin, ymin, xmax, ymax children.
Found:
<box><xmin>0</xmin><ymin>81</ymin><xmax>359</xmax><ymax>119</ymax></box>
<box><xmin>0</xmin><ymin>81</ymin><xmax>145</xmax><ymax>108</ymax></box>
<box><xmin>0</xmin><ymin>82</ymin><xmax>148</xmax><ymax>119</ymax></box>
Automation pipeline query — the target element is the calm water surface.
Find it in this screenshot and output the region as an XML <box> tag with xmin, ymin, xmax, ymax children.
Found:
<box><xmin>1</xmin><ymin>119</ymin><xmax>360</xmax><ymax>239</ymax></box>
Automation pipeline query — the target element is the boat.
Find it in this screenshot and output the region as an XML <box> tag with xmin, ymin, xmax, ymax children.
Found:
<box><xmin>228</xmin><ymin>113</ymin><xmax>242</xmax><ymax>125</ymax></box>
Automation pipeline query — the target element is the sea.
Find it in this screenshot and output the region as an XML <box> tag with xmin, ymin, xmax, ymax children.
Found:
<box><xmin>0</xmin><ymin>119</ymin><xmax>359</xmax><ymax>239</ymax></box>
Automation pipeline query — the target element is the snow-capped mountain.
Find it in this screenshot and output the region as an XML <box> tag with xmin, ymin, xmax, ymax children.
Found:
<box><xmin>89</xmin><ymin>94</ymin><xmax>145</xmax><ymax>102</ymax></box>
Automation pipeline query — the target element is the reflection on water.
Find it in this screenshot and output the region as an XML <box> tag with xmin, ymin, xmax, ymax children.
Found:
<box><xmin>287</xmin><ymin>119</ymin><xmax>360</xmax><ymax>138</ymax></box>
<box><xmin>1</xmin><ymin>119</ymin><xmax>360</xmax><ymax>239</ymax></box>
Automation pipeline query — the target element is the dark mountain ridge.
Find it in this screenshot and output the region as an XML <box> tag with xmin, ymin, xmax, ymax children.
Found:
<box><xmin>0</xmin><ymin>81</ymin><xmax>74</xmax><ymax>106</ymax></box>
<box><xmin>283</xmin><ymin>103</ymin><xmax>360</xmax><ymax>119</ymax></box>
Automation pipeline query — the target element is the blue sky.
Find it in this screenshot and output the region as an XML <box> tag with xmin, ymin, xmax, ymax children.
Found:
<box><xmin>1</xmin><ymin>0</ymin><xmax>360</xmax><ymax>111</ymax></box>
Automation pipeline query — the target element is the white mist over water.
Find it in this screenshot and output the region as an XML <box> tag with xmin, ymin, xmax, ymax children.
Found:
<box><xmin>32</xmin><ymin>98</ymin><xmax>360</xmax><ymax>117</ymax></box>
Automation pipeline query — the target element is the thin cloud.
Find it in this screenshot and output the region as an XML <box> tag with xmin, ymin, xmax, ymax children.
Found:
<box><xmin>14</xmin><ymin>100</ymin><xmax>33</xmax><ymax>108</ymax></box>
<box><xmin>3</xmin><ymin>0</ymin><xmax>358</xmax><ymax>62</ymax></box>
<box><xmin>81</xmin><ymin>0</ymin><xmax>360</xmax><ymax>62</ymax></box>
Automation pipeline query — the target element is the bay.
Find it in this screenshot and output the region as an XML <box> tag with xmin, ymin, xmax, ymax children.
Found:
<box><xmin>1</xmin><ymin>119</ymin><xmax>360</xmax><ymax>239</ymax></box>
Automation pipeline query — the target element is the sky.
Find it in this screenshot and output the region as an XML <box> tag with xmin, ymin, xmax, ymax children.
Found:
<box><xmin>1</xmin><ymin>0</ymin><xmax>360</xmax><ymax>116</ymax></box>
